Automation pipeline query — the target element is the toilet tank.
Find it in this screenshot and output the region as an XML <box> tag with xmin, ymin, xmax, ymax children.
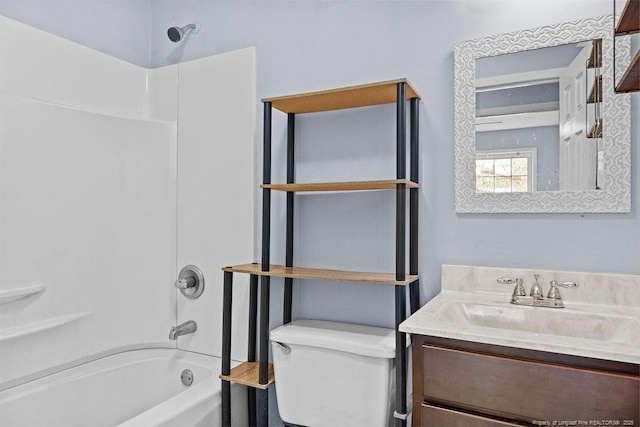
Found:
<box><xmin>270</xmin><ymin>319</ymin><xmax>397</xmax><ymax>427</ymax></box>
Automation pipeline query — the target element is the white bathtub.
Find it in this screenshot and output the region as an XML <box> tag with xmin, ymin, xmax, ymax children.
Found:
<box><xmin>0</xmin><ymin>349</ymin><xmax>247</xmax><ymax>427</ymax></box>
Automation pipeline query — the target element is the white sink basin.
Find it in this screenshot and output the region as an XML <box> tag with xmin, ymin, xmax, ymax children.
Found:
<box><xmin>434</xmin><ymin>301</ymin><xmax>640</xmax><ymax>345</ymax></box>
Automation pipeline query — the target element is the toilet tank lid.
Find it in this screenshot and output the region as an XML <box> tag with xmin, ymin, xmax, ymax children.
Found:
<box><xmin>270</xmin><ymin>319</ymin><xmax>399</xmax><ymax>359</ymax></box>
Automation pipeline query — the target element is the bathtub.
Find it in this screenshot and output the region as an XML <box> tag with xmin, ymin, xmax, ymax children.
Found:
<box><xmin>0</xmin><ymin>349</ymin><xmax>247</xmax><ymax>427</ymax></box>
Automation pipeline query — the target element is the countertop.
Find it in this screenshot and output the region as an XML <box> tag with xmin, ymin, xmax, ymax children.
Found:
<box><xmin>399</xmin><ymin>265</ymin><xmax>640</xmax><ymax>365</ymax></box>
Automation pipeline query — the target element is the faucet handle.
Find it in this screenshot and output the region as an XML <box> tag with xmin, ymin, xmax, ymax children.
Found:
<box><xmin>497</xmin><ymin>277</ymin><xmax>526</xmax><ymax>297</ymax></box>
<box><xmin>175</xmin><ymin>276</ymin><xmax>196</xmax><ymax>290</ymax></box>
<box><xmin>552</xmin><ymin>280</ymin><xmax>578</xmax><ymax>288</ymax></box>
<box><xmin>175</xmin><ymin>265</ymin><xmax>205</xmax><ymax>299</ymax></box>
<box><xmin>547</xmin><ymin>280</ymin><xmax>578</xmax><ymax>299</ymax></box>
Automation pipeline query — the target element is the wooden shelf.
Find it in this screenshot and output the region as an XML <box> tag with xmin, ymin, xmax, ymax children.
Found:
<box><xmin>587</xmin><ymin>39</ymin><xmax>602</xmax><ymax>69</ymax></box>
<box><xmin>223</xmin><ymin>263</ymin><xmax>419</xmax><ymax>286</ymax></box>
<box><xmin>219</xmin><ymin>362</ymin><xmax>274</xmax><ymax>390</ymax></box>
<box><xmin>615</xmin><ymin>49</ymin><xmax>640</xmax><ymax>93</ymax></box>
<box><xmin>615</xmin><ymin>0</ymin><xmax>640</xmax><ymax>35</ymax></box>
<box><xmin>261</xmin><ymin>179</ymin><xmax>419</xmax><ymax>192</ymax></box>
<box><xmin>262</xmin><ymin>79</ymin><xmax>421</xmax><ymax>114</ymax></box>
<box><xmin>587</xmin><ymin>75</ymin><xmax>603</xmax><ymax>103</ymax></box>
<box><xmin>587</xmin><ymin>119</ymin><xmax>602</xmax><ymax>139</ymax></box>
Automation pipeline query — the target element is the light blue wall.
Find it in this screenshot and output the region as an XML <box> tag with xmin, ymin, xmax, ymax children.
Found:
<box><xmin>147</xmin><ymin>0</ymin><xmax>638</xmax><ymax>303</ymax></box>
<box><xmin>148</xmin><ymin>3</ymin><xmax>637</xmax><ymax>423</ymax></box>
<box><xmin>2</xmin><ymin>1</ymin><xmax>638</xmax><ymax>424</ymax></box>
<box><xmin>0</xmin><ymin>0</ymin><xmax>152</xmax><ymax>67</ymax></box>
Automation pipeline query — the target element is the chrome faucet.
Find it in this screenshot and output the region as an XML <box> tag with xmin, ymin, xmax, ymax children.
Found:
<box><xmin>529</xmin><ymin>274</ymin><xmax>544</xmax><ymax>300</ymax></box>
<box><xmin>169</xmin><ymin>320</ymin><xmax>197</xmax><ymax>340</ymax></box>
<box><xmin>498</xmin><ymin>275</ymin><xmax>578</xmax><ymax>308</ymax></box>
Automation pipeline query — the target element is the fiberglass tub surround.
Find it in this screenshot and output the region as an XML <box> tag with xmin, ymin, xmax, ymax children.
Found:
<box><xmin>1</xmin><ymin>14</ymin><xmax>254</xmax><ymax>412</ymax></box>
<box><xmin>400</xmin><ymin>265</ymin><xmax>640</xmax><ymax>364</ymax></box>
<box><xmin>1</xmin><ymin>15</ymin><xmax>175</xmax><ymax>389</ymax></box>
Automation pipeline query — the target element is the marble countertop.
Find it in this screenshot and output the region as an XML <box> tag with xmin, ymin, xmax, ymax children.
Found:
<box><xmin>399</xmin><ymin>265</ymin><xmax>640</xmax><ymax>365</ymax></box>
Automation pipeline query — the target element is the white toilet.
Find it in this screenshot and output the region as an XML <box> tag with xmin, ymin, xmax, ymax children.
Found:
<box><xmin>270</xmin><ymin>319</ymin><xmax>397</xmax><ymax>427</ymax></box>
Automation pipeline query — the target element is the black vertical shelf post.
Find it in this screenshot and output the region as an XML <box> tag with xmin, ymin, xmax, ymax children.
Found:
<box><xmin>247</xmin><ymin>274</ymin><xmax>258</xmax><ymax>426</ymax></box>
<box><xmin>221</xmin><ymin>271</ymin><xmax>234</xmax><ymax>427</ymax></box>
<box><xmin>396</xmin><ymin>83</ymin><xmax>407</xmax><ymax>283</ymax></box>
<box><xmin>262</xmin><ymin>102</ymin><xmax>272</xmax><ymax>273</ymax></box>
<box><xmin>409</xmin><ymin>98</ymin><xmax>420</xmax><ymax>314</ymax></box>
<box><xmin>395</xmin><ymin>81</ymin><xmax>408</xmax><ymax>427</ymax></box>
<box><xmin>283</xmin><ymin>113</ymin><xmax>295</xmax><ymax>325</ymax></box>
<box><xmin>258</xmin><ymin>101</ymin><xmax>273</xmax><ymax>426</ymax></box>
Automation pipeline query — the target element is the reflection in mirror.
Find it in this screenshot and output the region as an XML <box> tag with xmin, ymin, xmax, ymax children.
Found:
<box><xmin>454</xmin><ymin>15</ymin><xmax>631</xmax><ymax>213</ymax></box>
<box><xmin>474</xmin><ymin>41</ymin><xmax>602</xmax><ymax>194</ymax></box>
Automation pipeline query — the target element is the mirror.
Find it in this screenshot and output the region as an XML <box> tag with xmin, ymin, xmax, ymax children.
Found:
<box><xmin>454</xmin><ymin>16</ymin><xmax>631</xmax><ymax>213</ymax></box>
<box><xmin>476</xmin><ymin>41</ymin><xmax>599</xmax><ymax>193</ymax></box>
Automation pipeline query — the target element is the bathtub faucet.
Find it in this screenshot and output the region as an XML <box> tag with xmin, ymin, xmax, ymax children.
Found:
<box><xmin>169</xmin><ymin>320</ymin><xmax>197</xmax><ymax>340</ymax></box>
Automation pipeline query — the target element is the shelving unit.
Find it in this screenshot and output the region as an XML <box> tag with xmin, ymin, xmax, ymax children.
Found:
<box><xmin>587</xmin><ymin>74</ymin><xmax>603</xmax><ymax>105</ymax></box>
<box><xmin>587</xmin><ymin>38</ymin><xmax>602</xmax><ymax>69</ymax></box>
<box><xmin>587</xmin><ymin>119</ymin><xmax>602</xmax><ymax>139</ymax></box>
<box><xmin>219</xmin><ymin>79</ymin><xmax>421</xmax><ymax>426</ymax></box>
<box><xmin>587</xmin><ymin>40</ymin><xmax>603</xmax><ymax>140</ymax></box>
<box><xmin>614</xmin><ymin>0</ymin><xmax>640</xmax><ymax>93</ymax></box>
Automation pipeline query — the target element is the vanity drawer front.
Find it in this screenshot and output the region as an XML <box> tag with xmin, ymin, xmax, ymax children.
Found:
<box><xmin>422</xmin><ymin>404</ymin><xmax>521</xmax><ymax>427</ymax></box>
<box><xmin>422</xmin><ymin>344</ymin><xmax>639</xmax><ymax>423</ymax></box>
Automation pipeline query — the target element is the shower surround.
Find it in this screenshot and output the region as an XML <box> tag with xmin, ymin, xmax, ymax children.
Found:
<box><xmin>0</xmin><ymin>15</ymin><xmax>255</xmax><ymax>421</ymax></box>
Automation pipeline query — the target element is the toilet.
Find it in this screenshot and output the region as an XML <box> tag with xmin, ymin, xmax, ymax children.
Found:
<box><xmin>270</xmin><ymin>319</ymin><xmax>397</xmax><ymax>427</ymax></box>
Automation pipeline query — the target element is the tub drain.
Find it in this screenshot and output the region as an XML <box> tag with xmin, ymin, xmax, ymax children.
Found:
<box><xmin>181</xmin><ymin>369</ymin><xmax>194</xmax><ymax>386</ymax></box>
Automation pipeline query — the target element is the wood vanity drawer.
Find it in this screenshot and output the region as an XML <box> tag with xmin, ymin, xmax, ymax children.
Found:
<box><xmin>422</xmin><ymin>344</ymin><xmax>639</xmax><ymax>423</ymax></box>
<box><xmin>422</xmin><ymin>404</ymin><xmax>521</xmax><ymax>427</ymax></box>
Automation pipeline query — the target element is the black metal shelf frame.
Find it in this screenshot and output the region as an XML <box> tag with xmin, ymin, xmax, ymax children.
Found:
<box><xmin>221</xmin><ymin>81</ymin><xmax>421</xmax><ymax>427</ymax></box>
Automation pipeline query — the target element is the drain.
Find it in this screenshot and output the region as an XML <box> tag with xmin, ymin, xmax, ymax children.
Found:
<box><xmin>181</xmin><ymin>369</ymin><xmax>194</xmax><ymax>386</ymax></box>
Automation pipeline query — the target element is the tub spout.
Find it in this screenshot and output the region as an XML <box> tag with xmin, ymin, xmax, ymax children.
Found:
<box><xmin>169</xmin><ymin>320</ymin><xmax>197</xmax><ymax>340</ymax></box>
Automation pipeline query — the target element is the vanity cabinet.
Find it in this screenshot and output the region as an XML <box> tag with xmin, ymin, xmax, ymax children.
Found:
<box><xmin>412</xmin><ymin>335</ymin><xmax>639</xmax><ymax>427</ymax></box>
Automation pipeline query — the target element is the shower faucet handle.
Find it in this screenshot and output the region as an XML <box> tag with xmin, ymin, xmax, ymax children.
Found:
<box><xmin>175</xmin><ymin>276</ymin><xmax>196</xmax><ymax>290</ymax></box>
<box><xmin>175</xmin><ymin>265</ymin><xmax>205</xmax><ymax>299</ymax></box>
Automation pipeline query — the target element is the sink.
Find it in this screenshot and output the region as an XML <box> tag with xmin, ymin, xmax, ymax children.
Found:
<box><xmin>434</xmin><ymin>301</ymin><xmax>640</xmax><ymax>345</ymax></box>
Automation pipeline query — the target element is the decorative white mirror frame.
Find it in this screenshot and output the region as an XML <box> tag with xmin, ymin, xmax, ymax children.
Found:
<box><xmin>454</xmin><ymin>15</ymin><xmax>631</xmax><ymax>213</ymax></box>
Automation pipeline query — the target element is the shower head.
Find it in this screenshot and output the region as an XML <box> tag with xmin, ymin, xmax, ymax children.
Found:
<box><xmin>167</xmin><ymin>22</ymin><xmax>200</xmax><ymax>43</ymax></box>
